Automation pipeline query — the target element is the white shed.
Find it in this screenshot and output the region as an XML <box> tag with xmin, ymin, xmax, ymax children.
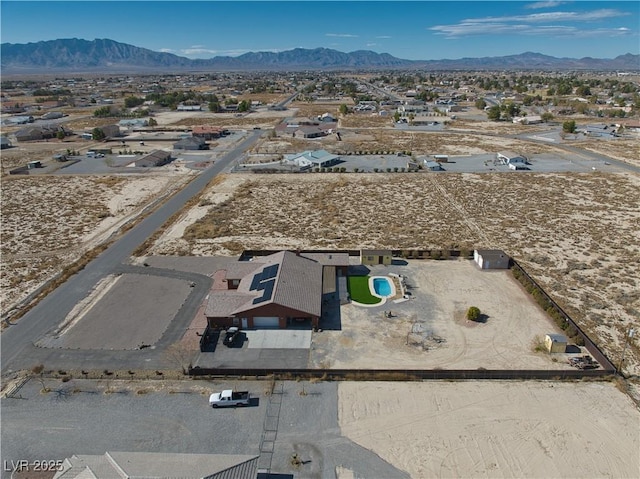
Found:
<box><xmin>545</xmin><ymin>334</ymin><xmax>567</xmax><ymax>353</ymax></box>
<box><xmin>474</xmin><ymin>249</ymin><xmax>510</xmax><ymax>269</ymax></box>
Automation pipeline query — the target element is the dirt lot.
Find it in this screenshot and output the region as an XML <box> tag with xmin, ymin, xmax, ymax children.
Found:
<box><xmin>0</xmin><ymin>171</ymin><xmax>194</xmax><ymax>313</ymax></box>
<box><xmin>310</xmin><ymin>260</ymin><xmax>577</xmax><ymax>370</ymax></box>
<box><xmin>339</xmin><ymin>380</ymin><xmax>640</xmax><ymax>478</ymax></box>
<box><xmin>146</xmin><ymin>172</ymin><xmax>640</xmax><ymax>374</ymax></box>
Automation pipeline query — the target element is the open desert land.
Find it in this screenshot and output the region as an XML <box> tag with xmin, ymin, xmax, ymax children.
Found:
<box><xmin>0</xmin><ymin>169</ymin><xmax>195</xmax><ymax>313</ymax></box>
<box><xmin>338</xmin><ymin>381</ymin><xmax>640</xmax><ymax>479</ymax></box>
<box><xmin>145</xmin><ymin>171</ymin><xmax>640</xmax><ymax>374</ymax></box>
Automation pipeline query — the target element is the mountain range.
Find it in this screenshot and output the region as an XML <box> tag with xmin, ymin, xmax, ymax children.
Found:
<box><xmin>1</xmin><ymin>38</ymin><xmax>638</xmax><ymax>73</ymax></box>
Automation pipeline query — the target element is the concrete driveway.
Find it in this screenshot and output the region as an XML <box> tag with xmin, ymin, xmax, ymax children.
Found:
<box><xmin>244</xmin><ymin>329</ymin><xmax>312</xmax><ymax>349</ymax></box>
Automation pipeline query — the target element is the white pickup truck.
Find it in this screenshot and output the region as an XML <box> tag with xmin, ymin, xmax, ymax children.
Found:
<box><xmin>209</xmin><ymin>389</ymin><xmax>250</xmax><ymax>408</ymax></box>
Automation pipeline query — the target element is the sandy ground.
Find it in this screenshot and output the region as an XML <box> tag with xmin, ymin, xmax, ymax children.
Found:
<box><xmin>0</xmin><ymin>171</ymin><xmax>194</xmax><ymax>313</ymax></box>
<box><xmin>310</xmin><ymin>260</ymin><xmax>577</xmax><ymax>370</ymax></box>
<box><xmin>339</xmin><ymin>381</ymin><xmax>640</xmax><ymax>479</ymax></box>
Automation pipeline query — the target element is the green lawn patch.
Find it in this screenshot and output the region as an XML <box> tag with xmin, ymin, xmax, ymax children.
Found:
<box><xmin>347</xmin><ymin>275</ymin><xmax>381</xmax><ymax>305</ymax></box>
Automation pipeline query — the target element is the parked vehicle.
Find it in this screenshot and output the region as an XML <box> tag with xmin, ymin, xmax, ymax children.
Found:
<box><xmin>223</xmin><ymin>327</ymin><xmax>241</xmax><ymax>347</ymax></box>
<box><xmin>209</xmin><ymin>389</ymin><xmax>250</xmax><ymax>408</ymax></box>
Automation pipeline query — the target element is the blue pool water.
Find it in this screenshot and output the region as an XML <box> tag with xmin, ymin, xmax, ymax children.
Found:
<box><xmin>373</xmin><ymin>277</ymin><xmax>392</xmax><ymax>297</ymax></box>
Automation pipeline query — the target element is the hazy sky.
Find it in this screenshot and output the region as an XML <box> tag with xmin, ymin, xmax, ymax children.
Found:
<box><xmin>1</xmin><ymin>1</ymin><xmax>638</xmax><ymax>60</ymax></box>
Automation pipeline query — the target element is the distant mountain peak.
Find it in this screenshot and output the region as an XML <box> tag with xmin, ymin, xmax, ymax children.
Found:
<box><xmin>1</xmin><ymin>38</ymin><xmax>638</xmax><ymax>73</ymax></box>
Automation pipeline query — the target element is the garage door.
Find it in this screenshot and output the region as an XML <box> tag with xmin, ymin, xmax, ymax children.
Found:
<box><xmin>252</xmin><ymin>316</ymin><xmax>280</xmax><ymax>329</ymax></box>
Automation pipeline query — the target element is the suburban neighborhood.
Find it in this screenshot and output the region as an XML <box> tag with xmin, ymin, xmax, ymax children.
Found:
<box><xmin>1</xmin><ymin>12</ymin><xmax>640</xmax><ymax>478</ymax></box>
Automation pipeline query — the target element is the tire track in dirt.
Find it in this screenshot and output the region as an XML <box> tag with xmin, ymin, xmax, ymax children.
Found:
<box><xmin>423</xmin><ymin>174</ymin><xmax>492</xmax><ymax>246</ymax></box>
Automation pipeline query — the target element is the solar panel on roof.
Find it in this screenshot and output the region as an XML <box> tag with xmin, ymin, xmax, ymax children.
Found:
<box><xmin>252</xmin><ymin>279</ymin><xmax>275</xmax><ymax>304</ymax></box>
<box><xmin>262</xmin><ymin>264</ymin><xmax>279</xmax><ymax>280</ymax></box>
<box><xmin>250</xmin><ymin>272</ymin><xmax>263</xmax><ymax>291</ymax></box>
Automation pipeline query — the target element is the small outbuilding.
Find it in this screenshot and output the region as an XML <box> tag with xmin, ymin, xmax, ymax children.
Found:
<box><xmin>474</xmin><ymin>249</ymin><xmax>510</xmax><ymax>269</ymax></box>
<box><xmin>545</xmin><ymin>334</ymin><xmax>568</xmax><ymax>353</ymax></box>
<box><xmin>360</xmin><ymin>249</ymin><xmax>393</xmax><ymax>266</ymax></box>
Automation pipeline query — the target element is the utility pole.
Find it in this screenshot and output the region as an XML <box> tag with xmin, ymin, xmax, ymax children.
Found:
<box><xmin>617</xmin><ymin>328</ymin><xmax>635</xmax><ymax>375</ymax></box>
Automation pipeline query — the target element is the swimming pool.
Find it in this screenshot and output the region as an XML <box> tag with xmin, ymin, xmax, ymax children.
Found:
<box><xmin>371</xmin><ymin>276</ymin><xmax>394</xmax><ymax>297</ymax></box>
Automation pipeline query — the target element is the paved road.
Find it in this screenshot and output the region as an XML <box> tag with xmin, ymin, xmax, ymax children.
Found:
<box><xmin>1</xmin><ymin>131</ymin><xmax>262</xmax><ymax>376</ymax></box>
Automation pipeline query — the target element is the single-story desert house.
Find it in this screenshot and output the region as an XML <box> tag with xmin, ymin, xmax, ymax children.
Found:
<box><xmin>205</xmin><ymin>251</ymin><xmax>349</xmax><ymax>330</ymax></box>
<box><xmin>474</xmin><ymin>249</ymin><xmax>510</xmax><ymax>269</ymax></box>
<box><xmin>134</xmin><ymin>150</ymin><xmax>171</xmax><ymax>167</ymax></box>
<box><xmin>14</xmin><ymin>125</ymin><xmax>66</xmax><ymax>142</ymax></box>
<box><xmin>177</xmin><ymin>103</ymin><xmax>202</xmax><ymax>111</ymax></box>
<box><xmin>192</xmin><ymin>125</ymin><xmax>225</xmax><ymax>140</ymax></box>
<box><xmin>513</xmin><ymin>115</ymin><xmax>542</xmax><ymax>125</ymax></box>
<box><xmin>284</xmin><ymin>150</ymin><xmax>340</xmax><ymax>169</ymax></box>
<box><xmin>496</xmin><ymin>151</ymin><xmax>527</xmax><ymax>165</ymax></box>
<box><xmin>360</xmin><ymin>249</ymin><xmax>393</xmax><ymax>266</ymax></box>
<box><xmin>118</xmin><ymin>119</ymin><xmax>148</xmax><ymax>128</ymax></box>
<box><xmin>424</xmin><ymin>160</ymin><xmax>444</xmax><ymax>171</ymax></box>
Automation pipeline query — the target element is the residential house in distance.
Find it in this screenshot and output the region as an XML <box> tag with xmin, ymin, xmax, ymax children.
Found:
<box><xmin>496</xmin><ymin>151</ymin><xmax>527</xmax><ymax>166</ymax></box>
<box><xmin>174</xmin><ymin>136</ymin><xmax>209</xmax><ymax>150</ymax></box>
<box><xmin>134</xmin><ymin>149</ymin><xmax>171</xmax><ymax>167</ymax></box>
<box><xmin>513</xmin><ymin>115</ymin><xmax>542</xmax><ymax>125</ymax></box>
<box><xmin>3</xmin><ymin>115</ymin><xmax>34</xmax><ymax>125</ymax></box>
<box><xmin>177</xmin><ymin>103</ymin><xmax>202</xmax><ymax>111</ymax></box>
<box><xmin>423</xmin><ymin>159</ymin><xmax>444</xmax><ymax>171</ymax></box>
<box><xmin>96</xmin><ymin>124</ymin><xmax>120</xmax><ymax>139</ymax></box>
<box><xmin>192</xmin><ymin>125</ymin><xmax>225</xmax><ymax>140</ymax></box>
<box><xmin>119</xmin><ymin>118</ymin><xmax>148</xmax><ymax>129</ymax></box>
<box><xmin>14</xmin><ymin>125</ymin><xmax>66</xmax><ymax>142</ymax></box>
<box><xmin>284</xmin><ymin>149</ymin><xmax>341</xmax><ymax>169</ymax></box>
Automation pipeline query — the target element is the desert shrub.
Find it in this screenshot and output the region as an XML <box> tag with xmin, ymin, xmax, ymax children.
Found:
<box><xmin>466</xmin><ymin>306</ymin><xmax>481</xmax><ymax>321</ymax></box>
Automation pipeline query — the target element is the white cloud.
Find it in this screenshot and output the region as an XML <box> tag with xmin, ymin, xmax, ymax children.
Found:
<box><xmin>525</xmin><ymin>1</ymin><xmax>565</xmax><ymax>9</ymax></box>
<box><xmin>181</xmin><ymin>47</ymin><xmax>220</xmax><ymax>56</ymax></box>
<box><xmin>159</xmin><ymin>48</ymin><xmax>176</xmax><ymax>54</ymax></box>
<box><xmin>325</xmin><ymin>33</ymin><xmax>359</xmax><ymax>38</ymax></box>
<box><xmin>366</xmin><ymin>42</ymin><xmax>377</xmax><ymax>47</ymax></box>
<box><xmin>430</xmin><ymin>8</ymin><xmax>633</xmax><ymax>38</ymax></box>
<box><xmin>376</xmin><ymin>35</ymin><xmax>392</xmax><ymax>39</ymax></box>
<box><xmin>461</xmin><ymin>9</ymin><xmax>628</xmax><ymax>24</ymax></box>
<box><xmin>431</xmin><ymin>22</ymin><xmax>635</xmax><ymax>39</ymax></box>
